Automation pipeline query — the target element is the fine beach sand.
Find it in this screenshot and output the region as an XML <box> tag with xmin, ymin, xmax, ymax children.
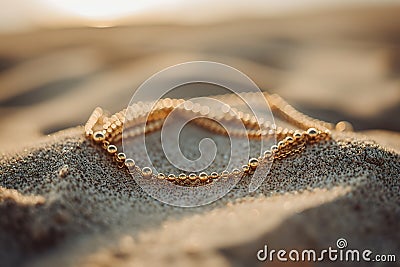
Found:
<box><xmin>1</xmin><ymin>5</ymin><xmax>400</xmax><ymax>267</ymax></box>
<box><xmin>0</xmin><ymin>126</ymin><xmax>399</xmax><ymax>267</ymax></box>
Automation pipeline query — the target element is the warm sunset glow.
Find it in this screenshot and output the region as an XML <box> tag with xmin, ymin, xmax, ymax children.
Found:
<box><xmin>41</xmin><ymin>0</ymin><xmax>159</xmax><ymax>22</ymax></box>
<box><xmin>0</xmin><ymin>0</ymin><xmax>397</xmax><ymax>32</ymax></box>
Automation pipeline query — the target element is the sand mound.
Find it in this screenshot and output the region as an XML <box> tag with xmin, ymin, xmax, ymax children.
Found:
<box><xmin>0</xmin><ymin>126</ymin><xmax>399</xmax><ymax>267</ymax></box>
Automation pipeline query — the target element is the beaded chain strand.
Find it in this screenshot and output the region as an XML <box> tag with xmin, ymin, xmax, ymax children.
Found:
<box><xmin>85</xmin><ymin>92</ymin><xmax>336</xmax><ymax>186</ymax></box>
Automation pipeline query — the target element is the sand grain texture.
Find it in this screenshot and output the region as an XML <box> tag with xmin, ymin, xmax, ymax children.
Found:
<box><xmin>0</xmin><ymin>126</ymin><xmax>399</xmax><ymax>267</ymax></box>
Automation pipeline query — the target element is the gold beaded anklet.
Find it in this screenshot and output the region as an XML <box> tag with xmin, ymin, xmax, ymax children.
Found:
<box><xmin>85</xmin><ymin>92</ymin><xmax>335</xmax><ymax>186</ymax></box>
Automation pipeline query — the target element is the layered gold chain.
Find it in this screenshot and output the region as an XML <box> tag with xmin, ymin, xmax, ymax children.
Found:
<box><xmin>85</xmin><ymin>92</ymin><xmax>335</xmax><ymax>186</ymax></box>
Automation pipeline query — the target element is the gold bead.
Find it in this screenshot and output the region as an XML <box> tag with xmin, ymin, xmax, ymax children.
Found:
<box><xmin>221</xmin><ymin>170</ymin><xmax>229</xmax><ymax>178</ymax></box>
<box><xmin>124</xmin><ymin>158</ymin><xmax>135</xmax><ymax>168</ymax></box>
<box><xmin>335</xmin><ymin>121</ymin><xmax>353</xmax><ymax>132</ymax></box>
<box><xmin>167</xmin><ymin>174</ymin><xmax>176</xmax><ymax>181</ymax></box>
<box><xmin>232</xmin><ymin>168</ymin><xmax>241</xmax><ymax>175</ymax></box>
<box><xmin>277</xmin><ymin>141</ymin><xmax>285</xmax><ymax>147</ymax></box>
<box><xmin>307</xmin><ymin>128</ymin><xmax>318</xmax><ymax>138</ymax></box>
<box><xmin>210</xmin><ymin>172</ymin><xmax>219</xmax><ymax>179</ymax></box>
<box><xmin>107</xmin><ymin>145</ymin><xmax>118</xmax><ymax>154</ymax></box>
<box><xmin>271</xmin><ymin>145</ymin><xmax>279</xmax><ymax>153</ymax></box>
<box><xmin>284</xmin><ymin>136</ymin><xmax>294</xmax><ymax>143</ymax></box>
<box><xmin>192</xmin><ymin>103</ymin><xmax>201</xmax><ymax>113</ymax></box>
<box><xmin>189</xmin><ymin>173</ymin><xmax>197</xmax><ymax>181</ymax></box>
<box><xmin>264</xmin><ymin>150</ymin><xmax>272</xmax><ymax>158</ymax></box>
<box><xmin>163</xmin><ymin>98</ymin><xmax>173</xmax><ymax>108</ymax></box>
<box><xmin>116</xmin><ymin>152</ymin><xmax>126</xmax><ymax>162</ymax></box>
<box><xmin>242</xmin><ymin>165</ymin><xmax>250</xmax><ymax>173</ymax></box>
<box><xmin>179</xmin><ymin>173</ymin><xmax>187</xmax><ymax>180</ymax></box>
<box><xmin>93</xmin><ymin>131</ymin><xmax>105</xmax><ymax>142</ymax></box>
<box><xmin>199</xmin><ymin>172</ymin><xmax>208</xmax><ymax>181</ymax></box>
<box><xmin>200</xmin><ymin>106</ymin><xmax>210</xmax><ymax>116</ymax></box>
<box><xmin>293</xmin><ymin>131</ymin><xmax>302</xmax><ymax>139</ymax></box>
<box><xmin>249</xmin><ymin>158</ymin><xmax>259</xmax><ymax>169</ymax></box>
<box><xmin>157</xmin><ymin>173</ymin><xmax>165</xmax><ymax>179</ymax></box>
<box><xmin>184</xmin><ymin>101</ymin><xmax>194</xmax><ymax>111</ymax></box>
<box><xmin>142</xmin><ymin>167</ymin><xmax>152</xmax><ymax>177</ymax></box>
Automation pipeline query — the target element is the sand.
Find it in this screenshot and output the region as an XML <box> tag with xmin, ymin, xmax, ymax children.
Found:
<box><xmin>0</xmin><ymin>125</ymin><xmax>399</xmax><ymax>267</ymax></box>
<box><xmin>0</xmin><ymin>5</ymin><xmax>400</xmax><ymax>267</ymax></box>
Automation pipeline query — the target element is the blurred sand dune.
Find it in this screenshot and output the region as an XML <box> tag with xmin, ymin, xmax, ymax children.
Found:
<box><xmin>0</xmin><ymin>5</ymin><xmax>399</xmax><ymax>150</ymax></box>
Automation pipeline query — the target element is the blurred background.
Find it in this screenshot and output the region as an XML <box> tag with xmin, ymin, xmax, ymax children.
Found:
<box><xmin>0</xmin><ymin>0</ymin><xmax>399</xmax><ymax>150</ymax></box>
